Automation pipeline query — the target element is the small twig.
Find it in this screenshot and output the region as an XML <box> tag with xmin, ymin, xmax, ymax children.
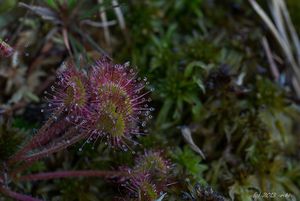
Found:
<box><xmin>261</xmin><ymin>37</ymin><xmax>280</xmax><ymax>80</ymax></box>
<box><xmin>81</xmin><ymin>19</ymin><xmax>117</xmax><ymax>27</ymax></box>
<box><xmin>19</xmin><ymin>170</ymin><xmax>123</xmax><ymax>181</ymax></box>
<box><xmin>249</xmin><ymin>0</ymin><xmax>300</xmax><ymax>98</ymax></box>
<box><xmin>277</xmin><ymin>0</ymin><xmax>300</xmax><ymax>64</ymax></box>
<box><xmin>62</xmin><ymin>28</ymin><xmax>74</xmax><ymax>58</ymax></box>
<box><xmin>112</xmin><ymin>0</ymin><xmax>126</xmax><ymax>31</ymax></box>
<box><xmin>112</xmin><ymin>0</ymin><xmax>129</xmax><ymax>42</ymax></box>
<box><xmin>249</xmin><ymin>0</ymin><xmax>300</xmax><ymax>81</ymax></box>
<box><xmin>98</xmin><ymin>0</ymin><xmax>111</xmax><ymax>47</ymax></box>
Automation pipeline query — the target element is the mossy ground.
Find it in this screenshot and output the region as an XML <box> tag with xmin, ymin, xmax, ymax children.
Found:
<box><xmin>0</xmin><ymin>0</ymin><xmax>300</xmax><ymax>200</ymax></box>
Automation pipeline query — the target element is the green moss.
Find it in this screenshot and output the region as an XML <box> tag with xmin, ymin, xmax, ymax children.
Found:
<box><xmin>1</xmin><ymin>0</ymin><xmax>300</xmax><ymax>200</ymax></box>
<box><xmin>0</xmin><ymin>125</ymin><xmax>25</xmax><ymax>163</ymax></box>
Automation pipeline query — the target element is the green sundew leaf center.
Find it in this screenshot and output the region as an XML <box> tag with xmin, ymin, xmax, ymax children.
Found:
<box><xmin>140</xmin><ymin>181</ymin><xmax>157</xmax><ymax>200</ymax></box>
<box><xmin>64</xmin><ymin>76</ymin><xmax>86</xmax><ymax>107</ymax></box>
<box><xmin>96</xmin><ymin>103</ymin><xmax>126</xmax><ymax>137</ymax></box>
<box><xmin>140</xmin><ymin>155</ymin><xmax>167</xmax><ymax>174</ymax></box>
<box><xmin>99</xmin><ymin>82</ymin><xmax>133</xmax><ymax>116</ymax></box>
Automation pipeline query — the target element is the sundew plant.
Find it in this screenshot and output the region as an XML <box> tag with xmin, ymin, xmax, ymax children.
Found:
<box><xmin>1</xmin><ymin>0</ymin><xmax>300</xmax><ymax>201</ymax></box>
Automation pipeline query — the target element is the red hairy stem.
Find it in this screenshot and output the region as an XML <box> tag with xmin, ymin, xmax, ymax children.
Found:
<box><xmin>0</xmin><ymin>186</ymin><xmax>43</xmax><ymax>201</ymax></box>
<box><xmin>8</xmin><ymin>111</ymin><xmax>61</xmax><ymax>165</ymax></box>
<box><xmin>19</xmin><ymin>170</ymin><xmax>124</xmax><ymax>181</ymax></box>
<box><xmin>47</xmin><ymin>126</ymin><xmax>77</xmax><ymax>145</ymax></box>
<box><xmin>9</xmin><ymin>112</ymin><xmax>75</xmax><ymax>166</ymax></box>
<box><xmin>9</xmin><ymin>125</ymin><xmax>74</xmax><ymax>179</ymax></box>
<box><xmin>30</xmin><ymin>118</ymin><xmax>71</xmax><ymax>148</ymax></box>
<box><xmin>21</xmin><ymin>130</ymin><xmax>89</xmax><ymax>163</ymax></box>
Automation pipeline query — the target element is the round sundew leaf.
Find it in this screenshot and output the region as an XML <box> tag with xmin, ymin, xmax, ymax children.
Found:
<box><xmin>140</xmin><ymin>181</ymin><xmax>158</xmax><ymax>200</ymax></box>
<box><xmin>86</xmin><ymin>58</ymin><xmax>153</xmax><ymax>148</ymax></box>
<box><xmin>64</xmin><ymin>85</ymin><xmax>75</xmax><ymax>106</ymax></box>
<box><xmin>98</xmin><ymin>82</ymin><xmax>133</xmax><ymax>117</ymax></box>
<box><xmin>63</xmin><ymin>76</ymin><xmax>87</xmax><ymax>107</ymax></box>
<box><xmin>95</xmin><ymin>103</ymin><xmax>126</xmax><ymax>137</ymax></box>
<box><xmin>139</xmin><ymin>154</ymin><xmax>167</xmax><ymax>173</ymax></box>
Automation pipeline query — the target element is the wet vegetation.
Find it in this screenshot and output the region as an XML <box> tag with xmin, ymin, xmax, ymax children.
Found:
<box><xmin>0</xmin><ymin>0</ymin><xmax>300</xmax><ymax>200</ymax></box>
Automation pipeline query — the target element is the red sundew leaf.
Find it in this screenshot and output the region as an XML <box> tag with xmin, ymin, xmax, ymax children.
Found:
<box><xmin>0</xmin><ymin>39</ymin><xmax>14</xmax><ymax>57</ymax></box>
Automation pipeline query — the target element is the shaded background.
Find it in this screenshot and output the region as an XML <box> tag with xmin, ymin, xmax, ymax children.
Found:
<box><xmin>1</xmin><ymin>0</ymin><xmax>300</xmax><ymax>200</ymax></box>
